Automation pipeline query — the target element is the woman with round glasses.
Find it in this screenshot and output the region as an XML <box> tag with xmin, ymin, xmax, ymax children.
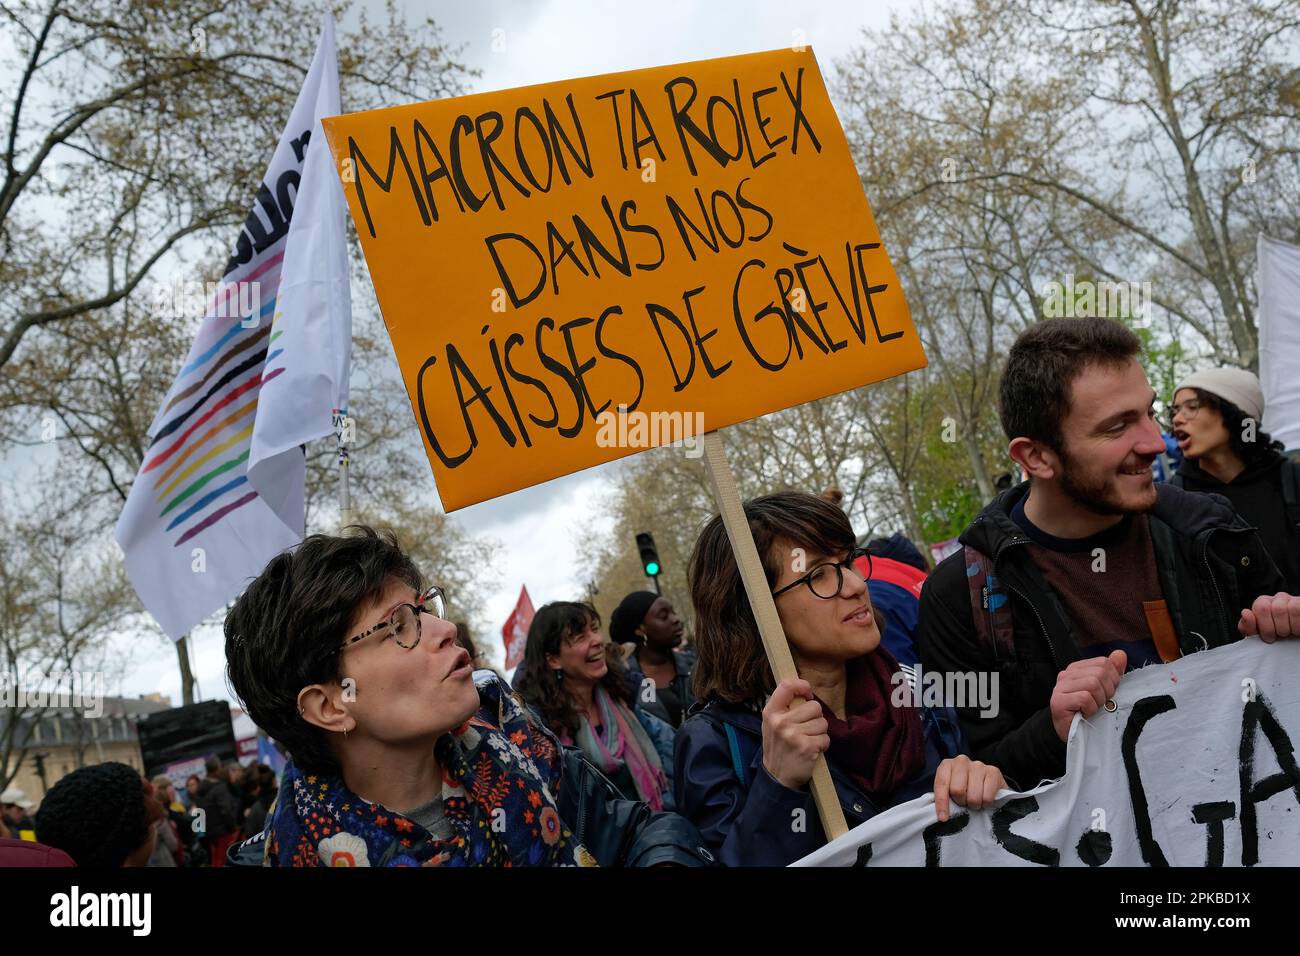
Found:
<box><xmin>222</xmin><ymin>527</ymin><xmax>713</xmax><ymax>867</ymax></box>
<box><xmin>675</xmin><ymin>491</ymin><xmax>1005</xmax><ymax>866</ymax></box>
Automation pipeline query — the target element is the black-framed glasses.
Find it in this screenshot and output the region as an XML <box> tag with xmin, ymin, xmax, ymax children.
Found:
<box><xmin>772</xmin><ymin>548</ymin><xmax>872</xmax><ymax>600</ymax></box>
<box><xmin>331</xmin><ymin>585</ymin><xmax>447</xmax><ymax>657</ymax></box>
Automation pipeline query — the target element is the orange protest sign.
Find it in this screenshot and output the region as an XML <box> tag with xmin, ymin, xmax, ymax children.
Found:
<box><xmin>322</xmin><ymin>48</ymin><xmax>925</xmax><ymax>510</ymax></box>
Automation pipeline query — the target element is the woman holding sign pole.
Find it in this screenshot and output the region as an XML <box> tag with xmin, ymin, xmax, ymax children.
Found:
<box><xmin>676</xmin><ymin>491</ymin><xmax>1005</xmax><ymax>866</ymax></box>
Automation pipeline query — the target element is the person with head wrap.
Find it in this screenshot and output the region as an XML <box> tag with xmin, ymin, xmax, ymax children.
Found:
<box><xmin>609</xmin><ymin>590</ymin><xmax>697</xmax><ymax>729</ymax></box>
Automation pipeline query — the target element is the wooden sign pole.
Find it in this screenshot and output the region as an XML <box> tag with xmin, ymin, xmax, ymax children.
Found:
<box><xmin>701</xmin><ymin>429</ymin><xmax>849</xmax><ymax>841</ymax></box>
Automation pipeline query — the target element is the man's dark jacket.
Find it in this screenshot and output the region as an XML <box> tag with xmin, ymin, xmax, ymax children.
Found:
<box><xmin>915</xmin><ymin>481</ymin><xmax>1286</xmax><ymax>791</ymax></box>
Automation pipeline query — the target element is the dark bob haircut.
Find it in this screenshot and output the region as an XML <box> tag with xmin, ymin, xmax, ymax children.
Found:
<box><xmin>224</xmin><ymin>526</ymin><xmax>421</xmax><ymax>775</ymax></box>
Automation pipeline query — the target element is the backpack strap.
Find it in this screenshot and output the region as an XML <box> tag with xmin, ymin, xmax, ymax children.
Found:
<box><xmin>722</xmin><ymin>722</ymin><xmax>748</xmax><ymax>788</ymax></box>
<box><xmin>963</xmin><ymin>544</ymin><xmax>1016</xmax><ymax>663</ymax></box>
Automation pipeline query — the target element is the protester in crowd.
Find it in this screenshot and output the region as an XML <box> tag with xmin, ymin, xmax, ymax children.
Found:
<box><xmin>0</xmin><ymin>787</ymin><xmax>36</xmax><ymax>841</ymax></box>
<box><xmin>169</xmin><ymin>776</ymin><xmax>203</xmax><ymax>860</ymax></box>
<box><xmin>34</xmin><ymin>762</ymin><xmax>164</xmax><ymax>867</ymax></box>
<box><xmin>241</xmin><ymin>764</ymin><xmax>278</xmax><ymax>839</ymax></box>
<box><xmin>676</xmin><ymin>491</ymin><xmax>1002</xmax><ymax>866</ymax></box>
<box><xmin>147</xmin><ymin>777</ymin><xmax>182</xmax><ymax>867</ymax></box>
<box><xmin>516</xmin><ymin>601</ymin><xmax>677</xmax><ymax>810</ymax></box>
<box><xmin>916</xmin><ymin>318</ymin><xmax>1297</xmax><ymax>791</ymax></box>
<box><xmin>226</xmin><ymin>761</ymin><xmax>253</xmax><ymax>821</ymax></box>
<box><xmin>609</xmin><ymin>590</ymin><xmax>697</xmax><ymax>728</ymax></box>
<box><xmin>1167</xmin><ymin>366</ymin><xmax>1300</xmax><ymax>591</ymax></box>
<box><xmin>149</xmin><ymin>775</ymin><xmax>190</xmax><ymax>866</ymax></box>
<box><xmin>193</xmin><ymin>756</ymin><xmax>239</xmax><ymax>867</ymax></box>
<box><xmin>154</xmin><ymin>776</ymin><xmax>186</xmax><ymax>817</ymax></box>
<box><xmin>222</xmin><ymin>527</ymin><xmax>711</xmax><ymax>867</ymax></box>
<box><xmin>185</xmin><ymin>774</ymin><xmax>201</xmax><ymax>803</ymax></box>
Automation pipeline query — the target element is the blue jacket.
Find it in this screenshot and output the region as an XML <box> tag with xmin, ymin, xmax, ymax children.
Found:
<box><xmin>868</xmin><ymin>579</ymin><xmax>921</xmax><ymax>667</ymax></box>
<box><xmin>674</xmin><ymin>695</ymin><xmax>965</xmax><ymax>866</ymax></box>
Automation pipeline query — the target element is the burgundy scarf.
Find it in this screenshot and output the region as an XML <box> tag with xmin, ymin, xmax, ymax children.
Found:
<box><xmin>816</xmin><ymin>650</ymin><xmax>926</xmax><ymax>801</ymax></box>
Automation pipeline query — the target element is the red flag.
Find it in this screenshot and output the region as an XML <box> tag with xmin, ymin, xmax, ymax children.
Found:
<box><xmin>502</xmin><ymin>585</ymin><xmax>535</xmax><ymax>670</ymax></box>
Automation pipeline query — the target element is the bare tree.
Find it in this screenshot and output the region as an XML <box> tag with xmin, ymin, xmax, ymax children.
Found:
<box><xmin>0</xmin><ymin>0</ymin><xmax>474</xmax><ymax>372</ymax></box>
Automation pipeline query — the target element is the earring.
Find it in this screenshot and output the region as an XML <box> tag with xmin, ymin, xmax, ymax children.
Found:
<box><xmin>553</xmin><ymin>669</ymin><xmax>563</xmax><ymax>682</ymax></box>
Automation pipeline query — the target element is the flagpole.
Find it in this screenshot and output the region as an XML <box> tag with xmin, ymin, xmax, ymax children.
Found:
<box><xmin>337</xmin><ymin>416</ymin><xmax>352</xmax><ymax>531</ymax></box>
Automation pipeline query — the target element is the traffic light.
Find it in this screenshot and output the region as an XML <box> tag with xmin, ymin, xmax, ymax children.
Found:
<box><xmin>636</xmin><ymin>532</ymin><xmax>661</xmax><ymax>578</ymax></box>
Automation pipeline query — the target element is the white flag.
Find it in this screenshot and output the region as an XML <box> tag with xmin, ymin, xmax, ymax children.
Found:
<box><xmin>115</xmin><ymin>16</ymin><xmax>350</xmax><ymax>639</ymax></box>
<box><xmin>1258</xmin><ymin>235</ymin><xmax>1300</xmax><ymax>452</ymax></box>
<box><xmin>249</xmin><ymin>12</ymin><xmax>352</xmax><ymax>515</ymax></box>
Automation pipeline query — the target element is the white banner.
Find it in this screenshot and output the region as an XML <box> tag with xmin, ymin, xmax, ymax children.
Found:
<box><xmin>1258</xmin><ymin>234</ymin><xmax>1300</xmax><ymax>452</ymax></box>
<box><xmin>794</xmin><ymin>639</ymin><xmax>1300</xmax><ymax>867</ymax></box>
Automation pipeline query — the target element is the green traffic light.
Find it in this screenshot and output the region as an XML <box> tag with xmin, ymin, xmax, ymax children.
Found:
<box><xmin>646</xmin><ymin>562</ymin><xmax>660</xmax><ymax>576</ymax></box>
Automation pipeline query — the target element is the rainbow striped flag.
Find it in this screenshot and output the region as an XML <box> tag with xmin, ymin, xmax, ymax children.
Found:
<box><xmin>116</xmin><ymin>15</ymin><xmax>351</xmax><ymax>639</ymax></box>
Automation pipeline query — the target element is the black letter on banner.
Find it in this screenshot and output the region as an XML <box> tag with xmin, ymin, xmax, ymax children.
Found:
<box><xmin>779</xmin><ymin>67</ymin><xmax>822</xmax><ymax>154</ymax></box>
<box><xmin>1191</xmin><ymin>801</ymin><xmax>1235</xmax><ymax>868</ymax></box>
<box><xmin>348</xmin><ymin>130</ymin><xmax>430</xmax><ymax>239</ymax></box>
<box><xmin>1122</xmin><ymin>694</ymin><xmax>1176</xmax><ymax>867</ymax></box>
<box><xmin>446</xmin><ymin>344</ymin><xmax>516</xmax><ymax>452</ymax></box>
<box><xmin>645</xmin><ymin>303</ymin><xmax>696</xmax><ymax>391</ymax></box>
<box><xmin>733</xmin><ymin>259</ymin><xmax>791</xmax><ymax>371</ymax></box>
<box><xmin>416</xmin><ymin>355</ymin><xmax>470</xmax><ymax>468</ymax></box>
<box><xmin>664</xmin><ymin>76</ymin><xmax>731</xmax><ymax>176</ymax></box>
<box><xmin>852</xmin><ymin>843</ymin><xmax>872</xmax><ymax>867</ymax></box>
<box><xmin>485</xmin><ymin>233</ymin><xmax>547</xmax><ymax>309</ymax></box>
<box><xmin>991</xmin><ymin>796</ymin><xmax>1058</xmax><ymax>866</ymax></box>
<box><xmin>922</xmin><ymin>814</ymin><xmax>969</xmax><ymax>867</ymax></box>
<box><xmin>1238</xmin><ymin>694</ymin><xmax>1300</xmax><ymax>867</ymax></box>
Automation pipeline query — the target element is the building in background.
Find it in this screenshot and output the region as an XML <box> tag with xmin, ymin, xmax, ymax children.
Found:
<box><xmin>1</xmin><ymin>693</ymin><xmax>173</xmax><ymax>800</ymax></box>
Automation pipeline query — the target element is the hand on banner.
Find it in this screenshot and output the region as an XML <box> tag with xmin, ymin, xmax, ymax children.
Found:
<box><xmin>1049</xmin><ymin>650</ymin><xmax>1127</xmax><ymax>742</ymax></box>
<box><xmin>762</xmin><ymin>678</ymin><xmax>831</xmax><ymax>790</ymax></box>
<box><xmin>1239</xmin><ymin>592</ymin><xmax>1300</xmax><ymax>642</ymax></box>
<box><xmin>932</xmin><ymin>756</ymin><xmax>1004</xmax><ymax>822</ymax></box>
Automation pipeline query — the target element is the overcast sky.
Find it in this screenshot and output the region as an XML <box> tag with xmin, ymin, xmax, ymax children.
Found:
<box><xmin>111</xmin><ymin>0</ymin><xmax>918</xmax><ymax>707</ymax></box>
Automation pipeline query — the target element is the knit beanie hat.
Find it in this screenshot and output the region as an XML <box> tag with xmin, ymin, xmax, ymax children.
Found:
<box><xmin>35</xmin><ymin>762</ymin><xmax>160</xmax><ymax>867</ymax></box>
<box><xmin>1175</xmin><ymin>367</ymin><xmax>1264</xmax><ymax>423</ymax></box>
